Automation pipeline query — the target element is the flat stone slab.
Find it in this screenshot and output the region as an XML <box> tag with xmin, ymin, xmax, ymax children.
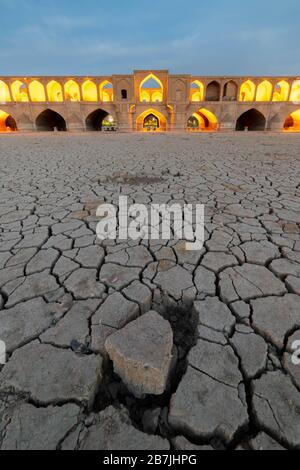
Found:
<box><xmin>105</xmin><ymin>311</ymin><xmax>174</xmax><ymax>397</ymax></box>
<box><xmin>100</xmin><ymin>263</ymin><xmax>141</xmax><ymax>290</ymax></box>
<box><xmin>0</xmin><ymin>341</ymin><xmax>102</xmax><ymax>407</ymax></box>
<box><xmin>64</xmin><ymin>268</ymin><xmax>106</xmax><ymax>300</ymax></box>
<box><xmin>0</xmin><ymin>298</ymin><xmax>61</xmax><ymax>353</ymax></box>
<box><xmin>251</xmin><ymin>294</ymin><xmax>300</xmax><ymax>349</ymax></box>
<box><xmin>1</xmin><ymin>403</ymin><xmax>80</xmax><ymax>450</ymax></box>
<box><xmin>79</xmin><ymin>406</ymin><xmax>170</xmax><ymax>450</ymax></box>
<box><xmin>195</xmin><ymin>297</ymin><xmax>235</xmax><ymax>335</ymax></box>
<box><xmin>153</xmin><ymin>265</ymin><xmax>195</xmax><ymax>301</ymax></box>
<box><xmin>219</xmin><ymin>264</ymin><xmax>287</xmax><ymax>303</ymax></box>
<box><xmin>169</xmin><ymin>366</ymin><xmax>248</xmax><ymax>444</ymax></box>
<box><xmin>252</xmin><ymin>371</ymin><xmax>300</xmax><ymax>449</ymax></box>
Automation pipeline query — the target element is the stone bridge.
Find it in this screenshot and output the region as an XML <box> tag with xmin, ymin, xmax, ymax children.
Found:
<box><xmin>0</xmin><ymin>70</ymin><xmax>299</xmax><ymax>133</ymax></box>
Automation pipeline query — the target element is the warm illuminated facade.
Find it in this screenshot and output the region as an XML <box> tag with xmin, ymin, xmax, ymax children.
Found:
<box><xmin>0</xmin><ymin>70</ymin><xmax>300</xmax><ymax>133</ymax></box>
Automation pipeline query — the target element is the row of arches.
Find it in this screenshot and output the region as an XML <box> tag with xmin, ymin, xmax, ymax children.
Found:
<box><xmin>0</xmin><ymin>80</ymin><xmax>114</xmax><ymax>103</ymax></box>
<box><xmin>1</xmin><ymin>108</ymin><xmax>300</xmax><ymax>133</ymax></box>
<box><xmin>0</xmin><ymin>109</ymin><xmax>116</xmax><ymax>132</ymax></box>
<box><xmin>190</xmin><ymin>79</ymin><xmax>300</xmax><ymax>103</ymax></box>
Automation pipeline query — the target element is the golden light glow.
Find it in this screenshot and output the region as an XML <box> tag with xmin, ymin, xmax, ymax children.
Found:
<box><xmin>64</xmin><ymin>80</ymin><xmax>80</xmax><ymax>102</ymax></box>
<box><xmin>272</xmin><ymin>80</ymin><xmax>290</xmax><ymax>101</ymax></box>
<box><xmin>284</xmin><ymin>109</ymin><xmax>300</xmax><ymax>132</ymax></box>
<box><xmin>47</xmin><ymin>81</ymin><xmax>63</xmax><ymax>102</ymax></box>
<box><xmin>290</xmin><ymin>80</ymin><xmax>300</xmax><ymax>102</ymax></box>
<box><xmin>195</xmin><ymin>108</ymin><xmax>218</xmax><ymax>131</ymax></box>
<box><xmin>136</xmin><ymin>108</ymin><xmax>167</xmax><ymax>132</ymax></box>
<box><xmin>29</xmin><ymin>80</ymin><xmax>46</xmax><ymax>102</ymax></box>
<box><xmin>0</xmin><ymin>81</ymin><xmax>11</xmax><ymax>102</ymax></box>
<box><xmin>256</xmin><ymin>80</ymin><xmax>272</xmax><ymax>102</ymax></box>
<box><xmin>190</xmin><ymin>80</ymin><xmax>204</xmax><ymax>102</ymax></box>
<box><xmin>0</xmin><ymin>110</ymin><xmax>17</xmax><ymax>132</ymax></box>
<box><xmin>100</xmin><ymin>81</ymin><xmax>114</xmax><ymax>102</ymax></box>
<box><xmin>140</xmin><ymin>90</ymin><xmax>151</xmax><ymax>102</ymax></box>
<box><xmin>82</xmin><ymin>80</ymin><xmax>98</xmax><ymax>102</ymax></box>
<box><xmin>11</xmin><ymin>80</ymin><xmax>29</xmax><ymax>102</ymax></box>
<box><xmin>139</xmin><ymin>74</ymin><xmax>163</xmax><ymax>103</ymax></box>
<box><xmin>239</xmin><ymin>80</ymin><xmax>256</xmax><ymax>102</ymax></box>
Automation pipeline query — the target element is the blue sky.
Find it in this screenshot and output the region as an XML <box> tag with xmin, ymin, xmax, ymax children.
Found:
<box><xmin>1</xmin><ymin>0</ymin><xmax>299</xmax><ymax>75</ymax></box>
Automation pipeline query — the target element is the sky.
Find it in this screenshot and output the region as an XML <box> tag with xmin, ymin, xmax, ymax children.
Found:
<box><xmin>1</xmin><ymin>0</ymin><xmax>299</xmax><ymax>76</ymax></box>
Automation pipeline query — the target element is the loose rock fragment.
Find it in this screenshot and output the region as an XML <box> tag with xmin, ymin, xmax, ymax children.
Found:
<box><xmin>105</xmin><ymin>311</ymin><xmax>174</xmax><ymax>397</ymax></box>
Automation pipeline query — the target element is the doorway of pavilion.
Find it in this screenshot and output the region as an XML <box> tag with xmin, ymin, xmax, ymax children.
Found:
<box><xmin>0</xmin><ymin>110</ymin><xmax>17</xmax><ymax>132</ymax></box>
<box><xmin>136</xmin><ymin>109</ymin><xmax>167</xmax><ymax>132</ymax></box>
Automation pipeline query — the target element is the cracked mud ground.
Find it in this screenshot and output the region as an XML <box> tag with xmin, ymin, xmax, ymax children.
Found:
<box><xmin>0</xmin><ymin>132</ymin><xmax>300</xmax><ymax>451</ymax></box>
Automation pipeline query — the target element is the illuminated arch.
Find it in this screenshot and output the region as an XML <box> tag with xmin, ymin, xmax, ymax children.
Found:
<box><xmin>256</xmin><ymin>80</ymin><xmax>272</xmax><ymax>102</ymax></box>
<box><xmin>0</xmin><ymin>81</ymin><xmax>11</xmax><ymax>102</ymax></box>
<box><xmin>11</xmin><ymin>80</ymin><xmax>29</xmax><ymax>102</ymax></box>
<box><xmin>239</xmin><ymin>80</ymin><xmax>256</xmax><ymax>102</ymax></box>
<box><xmin>272</xmin><ymin>80</ymin><xmax>290</xmax><ymax>102</ymax></box>
<box><xmin>82</xmin><ymin>80</ymin><xmax>98</xmax><ymax>102</ymax></box>
<box><xmin>47</xmin><ymin>81</ymin><xmax>63</xmax><ymax>102</ymax></box>
<box><xmin>64</xmin><ymin>80</ymin><xmax>80</xmax><ymax>102</ymax></box>
<box><xmin>0</xmin><ymin>110</ymin><xmax>17</xmax><ymax>132</ymax></box>
<box><xmin>190</xmin><ymin>80</ymin><xmax>204</xmax><ymax>102</ymax></box>
<box><xmin>290</xmin><ymin>80</ymin><xmax>300</xmax><ymax>102</ymax></box>
<box><xmin>136</xmin><ymin>108</ymin><xmax>167</xmax><ymax>132</ymax></box>
<box><xmin>139</xmin><ymin>74</ymin><xmax>163</xmax><ymax>103</ymax></box>
<box><xmin>100</xmin><ymin>81</ymin><xmax>114</xmax><ymax>102</ymax></box>
<box><xmin>36</xmin><ymin>109</ymin><xmax>67</xmax><ymax>131</ymax></box>
<box><xmin>152</xmin><ymin>91</ymin><xmax>163</xmax><ymax>102</ymax></box>
<box><xmin>29</xmin><ymin>80</ymin><xmax>46</xmax><ymax>102</ymax></box>
<box><xmin>205</xmin><ymin>81</ymin><xmax>221</xmax><ymax>101</ymax></box>
<box><xmin>283</xmin><ymin>109</ymin><xmax>300</xmax><ymax>132</ymax></box>
<box><xmin>195</xmin><ymin>108</ymin><xmax>218</xmax><ymax>131</ymax></box>
<box><xmin>236</xmin><ymin>109</ymin><xmax>266</xmax><ymax>131</ymax></box>
<box><xmin>187</xmin><ymin>114</ymin><xmax>201</xmax><ymax>131</ymax></box>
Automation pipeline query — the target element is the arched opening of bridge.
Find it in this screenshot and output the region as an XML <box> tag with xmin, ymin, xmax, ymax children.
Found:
<box><xmin>47</xmin><ymin>81</ymin><xmax>63</xmax><ymax>102</ymax></box>
<box><xmin>136</xmin><ymin>108</ymin><xmax>166</xmax><ymax>132</ymax></box>
<box><xmin>36</xmin><ymin>110</ymin><xmax>67</xmax><ymax>131</ymax></box>
<box><xmin>239</xmin><ymin>80</ymin><xmax>256</xmax><ymax>102</ymax></box>
<box><xmin>272</xmin><ymin>80</ymin><xmax>290</xmax><ymax>101</ymax></box>
<box><xmin>193</xmin><ymin>108</ymin><xmax>218</xmax><ymax>131</ymax></box>
<box><xmin>85</xmin><ymin>109</ymin><xmax>110</xmax><ymax>131</ymax></box>
<box><xmin>190</xmin><ymin>81</ymin><xmax>204</xmax><ymax>102</ymax></box>
<box><xmin>284</xmin><ymin>110</ymin><xmax>300</xmax><ymax>132</ymax></box>
<box><xmin>64</xmin><ymin>80</ymin><xmax>80</xmax><ymax>102</ymax></box>
<box><xmin>236</xmin><ymin>109</ymin><xmax>266</xmax><ymax>131</ymax></box>
<box><xmin>29</xmin><ymin>80</ymin><xmax>46</xmax><ymax>102</ymax></box>
<box><xmin>0</xmin><ymin>81</ymin><xmax>11</xmax><ymax>102</ymax></box>
<box><xmin>187</xmin><ymin>114</ymin><xmax>200</xmax><ymax>131</ymax></box>
<box><xmin>223</xmin><ymin>80</ymin><xmax>238</xmax><ymax>101</ymax></box>
<box><xmin>140</xmin><ymin>74</ymin><xmax>163</xmax><ymax>103</ymax></box>
<box><xmin>100</xmin><ymin>81</ymin><xmax>114</xmax><ymax>102</ymax></box>
<box><xmin>290</xmin><ymin>80</ymin><xmax>300</xmax><ymax>102</ymax></box>
<box><xmin>11</xmin><ymin>80</ymin><xmax>29</xmax><ymax>102</ymax></box>
<box><xmin>256</xmin><ymin>80</ymin><xmax>272</xmax><ymax>101</ymax></box>
<box><xmin>0</xmin><ymin>110</ymin><xmax>17</xmax><ymax>132</ymax></box>
<box><xmin>82</xmin><ymin>80</ymin><xmax>98</xmax><ymax>102</ymax></box>
<box><xmin>205</xmin><ymin>81</ymin><xmax>221</xmax><ymax>101</ymax></box>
